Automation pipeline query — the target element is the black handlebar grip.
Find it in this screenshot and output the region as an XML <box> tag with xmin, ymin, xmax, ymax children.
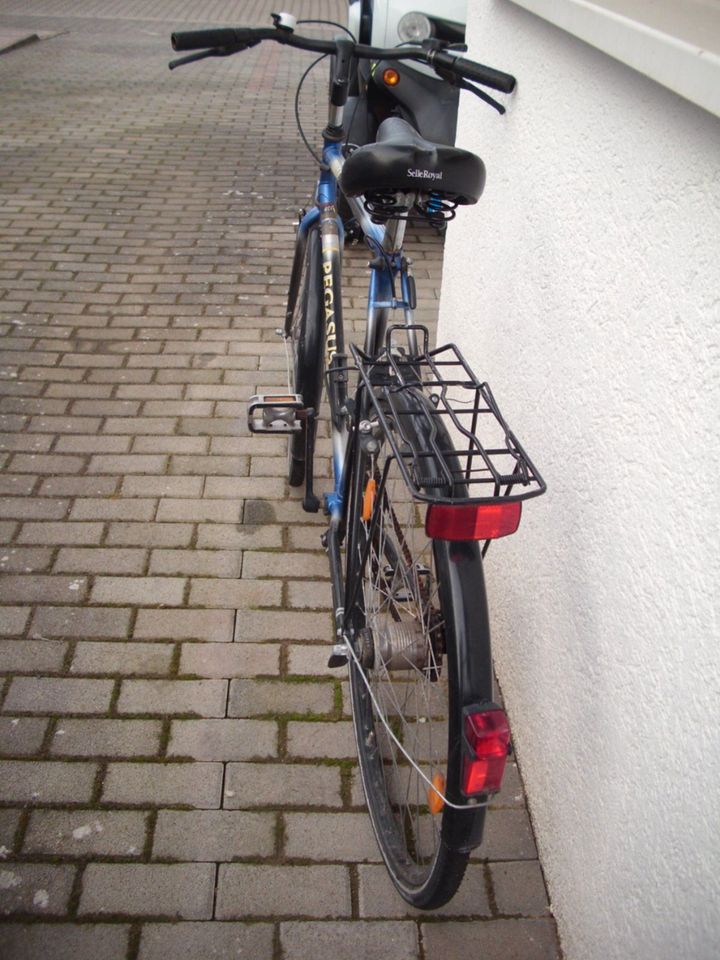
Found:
<box><xmin>432</xmin><ymin>50</ymin><xmax>516</xmax><ymax>94</ymax></box>
<box><xmin>171</xmin><ymin>28</ymin><xmax>255</xmax><ymax>51</ymax></box>
<box><xmin>452</xmin><ymin>55</ymin><xmax>516</xmax><ymax>93</ymax></box>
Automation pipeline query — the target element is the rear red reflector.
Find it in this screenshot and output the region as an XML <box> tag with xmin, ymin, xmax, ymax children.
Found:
<box><xmin>462</xmin><ymin>709</ymin><xmax>510</xmax><ymax>796</ymax></box>
<box><xmin>425</xmin><ymin>501</ymin><xmax>521</xmax><ymax>541</ymax></box>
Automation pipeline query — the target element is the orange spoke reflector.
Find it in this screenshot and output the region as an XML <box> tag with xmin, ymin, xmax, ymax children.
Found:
<box><xmin>383</xmin><ymin>68</ymin><xmax>400</xmax><ymax>86</ymax></box>
<box><xmin>362</xmin><ymin>478</ymin><xmax>377</xmax><ymax>521</ymax></box>
<box><xmin>428</xmin><ymin>773</ymin><xmax>446</xmax><ymax>814</ymax></box>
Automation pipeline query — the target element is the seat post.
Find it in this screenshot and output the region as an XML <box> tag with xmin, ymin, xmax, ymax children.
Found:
<box><xmin>383</xmin><ymin>211</ymin><xmax>411</xmax><ymax>253</ymax></box>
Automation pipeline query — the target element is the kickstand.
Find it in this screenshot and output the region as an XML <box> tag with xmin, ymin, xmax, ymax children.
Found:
<box><xmin>302</xmin><ymin>408</ymin><xmax>320</xmax><ymax>513</ymax></box>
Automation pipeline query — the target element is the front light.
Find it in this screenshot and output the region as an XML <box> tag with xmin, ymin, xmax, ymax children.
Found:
<box><xmin>397</xmin><ymin>12</ymin><xmax>433</xmax><ymax>43</ymax></box>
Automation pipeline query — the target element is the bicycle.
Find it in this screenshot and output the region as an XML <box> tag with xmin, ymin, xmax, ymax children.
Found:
<box><xmin>170</xmin><ymin>12</ymin><xmax>546</xmax><ymax>909</ymax></box>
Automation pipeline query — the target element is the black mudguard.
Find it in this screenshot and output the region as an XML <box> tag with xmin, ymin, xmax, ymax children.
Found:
<box><xmin>436</xmin><ymin>537</ymin><xmax>493</xmax><ymax>852</ymax></box>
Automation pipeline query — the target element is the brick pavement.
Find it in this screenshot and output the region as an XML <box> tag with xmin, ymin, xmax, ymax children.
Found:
<box><xmin>0</xmin><ymin>1</ymin><xmax>561</xmax><ymax>957</ymax></box>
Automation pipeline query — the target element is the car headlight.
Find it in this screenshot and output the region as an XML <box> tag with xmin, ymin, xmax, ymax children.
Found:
<box><xmin>397</xmin><ymin>12</ymin><xmax>434</xmax><ymax>43</ymax></box>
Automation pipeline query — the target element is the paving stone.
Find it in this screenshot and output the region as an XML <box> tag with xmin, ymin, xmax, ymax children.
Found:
<box><xmin>0</xmin><ymin>497</ymin><xmax>69</xmax><ymax>521</ymax></box>
<box><xmin>248</xmin><ymin>456</ymin><xmax>294</xmax><ymax>477</ymax></box>
<box><xmin>0</xmin><ymin>604</ymin><xmax>29</xmax><ymax>635</ymax></box>
<box><xmin>24</xmin><ymin>810</ymin><xmax>148</xmax><ymax>857</ymax></box>
<box><xmin>70</xmin><ymin>499</ymin><xmax>156</xmax><ymax>521</ymax></box>
<box><xmin>0</xmin><ymin>639</ymin><xmax>66</xmax><ymax>673</ymax></box>
<box><xmin>70</xmin><ymin>641</ymin><xmax>174</xmax><ymax>676</ymax></box>
<box><xmin>472</xmin><ymin>809</ymin><xmax>538</xmax><ymax>861</ymax></box>
<box><xmin>0</xmin><ymin>717</ymin><xmax>48</xmax><ymax>756</ymax></box>
<box><xmin>4</xmin><ymin>678</ymin><xmax>114</xmax><ymax>715</ymax></box>
<box><xmin>10</xmin><ymin>454</ymin><xmax>84</xmax><ymax>475</ymax></box>
<box><xmin>156</xmin><ymin>499</ymin><xmax>242</xmax><ymax>523</ymax></box>
<box><xmin>107</xmin><ymin>522</ymin><xmax>194</xmax><ymax>547</ymax></box>
<box><xmin>0</xmin><ymin>924</ymin><xmax>130</xmax><ymax>960</ymax></box>
<box><xmin>134</xmin><ymin>609</ymin><xmax>234</xmax><ymax>642</ymax></box>
<box><xmin>280</xmin><ymin>921</ymin><xmax>419</xmax><ymax>960</ymax></box>
<box><xmin>195</xmin><ymin>522</ymin><xmax>283</xmax><ymax>550</ymax></box>
<box><xmin>0</xmin><ymin>477</ymin><xmax>38</xmax><ymax>499</ymax></box>
<box><xmin>39</xmin><ymin>477</ymin><xmax>119</xmax><ymax>497</ymax></box>
<box><xmin>285</xmin><ymin>812</ymin><xmax>379</xmax><ymax>863</ymax></box>
<box><xmin>90</xmin><ymin>577</ymin><xmax>185</xmax><ymax>607</ymax></box>
<box><xmin>243</xmin><ymin>551</ymin><xmax>328</xmax><ymax>579</ymax></box>
<box><xmin>18</xmin><ymin>521</ymin><xmax>104</xmax><ymax>546</ymax></box>
<box><xmin>117</xmin><ymin>680</ymin><xmax>227</xmax><ymax>717</ymax></box>
<box><xmin>79</xmin><ymin>863</ymin><xmax>215</xmax><ymax>919</ymax></box>
<box><xmin>216</xmin><ymin>864</ymin><xmax>351</xmax><ymax>919</ymax></box>
<box><xmin>121</xmin><ymin>476</ymin><xmax>204</xmax><ymax>497</ymax></box>
<box><xmin>358</xmin><ymin>864</ymin><xmax>492</xmax><ymax>918</ymax></box>
<box><xmin>223</xmin><ymin>762</ymin><xmax>342</xmax><ymax>809</ymax></box>
<box><xmin>149</xmin><ymin>549</ymin><xmax>241</xmax><ymax>578</ymax></box>
<box><xmin>0</xmin><ymin>864</ymin><xmax>76</xmax><ymax>917</ymax></box>
<box><xmin>287</xmin><ymin>580</ymin><xmax>333</xmax><ymax>609</ymax></box>
<box><xmin>187</xmin><ymin>578</ymin><xmax>281</xmax><ymax>609</ymax></box>
<box><xmin>56</xmin><ymin>435</ymin><xmax>131</xmax><ymax>452</ymax></box>
<box><xmin>490</xmin><ymin>861</ymin><xmax>551</xmax><ymax>916</ymax></box>
<box><xmin>0</xmin><ymin>808</ymin><xmax>22</xmax><ymax>852</ymax></box>
<box><xmin>234</xmin><ymin>611</ymin><xmax>330</xmax><ymax>642</ymax></box>
<box><xmin>132</xmin><ymin>436</ymin><xmax>208</xmax><ymax>453</ymax></box>
<box><xmin>169</xmin><ymin>455</ymin><xmax>249</xmax><ymax>476</ymax></box>
<box><xmin>0</xmin><ymin>575</ymin><xmax>88</xmax><ymax>603</ymax></box>
<box><xmin>103</xmin><ymin>418</ymin><xmax>177</xmax><ymax>435</ymax></box>
<box><xmin>0</xmin><ymin>547</ymin><xmax>53</xmax><ymax>573</ymax></box>
<box><xmin>288</xmin><ymin>645</ymin><xmax>343</xmax><ymax>677</ymax></box>
<box><xmin>138</xmin><ymin>921</ymin><xmax>274</xmax><ymax>960</ymax></box>
<box><xmin>287</xmin><ymin>721</ymin><xmax>356</xmax><ymax>759</ymax></box>
<box><xmin>179</xmin><ymin>642</ymin><xmax>280</xmax><ymax>678</ymax></box>
<box><xmin>287</xmin><ymin>526</ymin><xmax>326</xmax><ymax>551</ymax></box>
<box><xmin>102</xmin><ymin>762</ymin><xmax>222</xmax><ymax>808</ymax></box>
<box><xmin>87</xmin><ymin>454</ymin><xmax>167</xmax><ymax>475</ymax></box>
<box><xmin>50</xmin><ymin>719</ymin><xmax>162</xmax><ymax>758</ymax></box>
<box><xmin>228</xmin><ymin>678</ymin><xmax>335</xmax><ymax>718</ymax></box>
<box><xmin>204</xmin><ymin>477</ymin><xmax>285</xmax><ymax>500</ymax></box>
<box><xmin>421</xmin><ymin>919</ymin><xmax>560</xmax><ymax>960</ymax></box>
<box><xmin>0</xmin><ymin>761</ymin><xmax>97</xmax><ymax>804</ymax></box>
<box><xmin>153</xmin><ymin>810</ymin><xmax>275</xmax><ymax>861</ymax></box>
<box><xmin>31</xmin><ymin>605</ymin><xmax>131</xmax><ymax>639</ymax></box>
<box><xmin>168</xmin><ymin>719</ymin><xmax>277</xmax><ymax>761</ymax></box>
<box><xmin>54</xmin><ymin>547</ymin><xmax>147</xmax><ymax>575</ymax></box>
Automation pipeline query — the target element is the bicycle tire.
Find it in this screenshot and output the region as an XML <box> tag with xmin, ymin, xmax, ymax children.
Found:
<box><xmin>345</xmin><ymin>402</ymin><xmax>492</xmax><ymax>909</ymax></box>
<box><xmin>288</xmin><ymin>226</ymin><xmax>324</xmax><ymax>486</ymax></box>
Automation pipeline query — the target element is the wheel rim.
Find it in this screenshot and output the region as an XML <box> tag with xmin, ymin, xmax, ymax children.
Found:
<box><xmin>350</xmin><ymin>459</ymin><xmax>450</xmax><ymax>890</ymax></box>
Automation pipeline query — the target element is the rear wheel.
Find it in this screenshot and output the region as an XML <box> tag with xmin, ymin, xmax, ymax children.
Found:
<box><xmin>345</xmin><ymin>425</ymin><xmax>491</xmax><ymax>908</ymax></box>
<box><xmin>288</xmin><ymin>226</ymin><xmax>324</xmax><ymax>486</ymax></box>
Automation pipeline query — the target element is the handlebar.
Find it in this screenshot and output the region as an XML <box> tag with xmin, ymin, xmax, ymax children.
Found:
<box><xmin>170</xmin><ymin>23</ymin><xmax>516</xmax><ymax>95</ymax></box>
<box><xmin>171</xmin><ymin>27</ymin><xmax>262</xmax><ymax>51</ymax></box>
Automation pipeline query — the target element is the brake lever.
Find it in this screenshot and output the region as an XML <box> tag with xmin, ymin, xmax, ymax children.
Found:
<box><xmin>169</xmin><ymin>49</ymin><xmax>216</xmax><ymax>70</ymax></box>
<box><xmin>432</xmin><ymin>64</ymin><xmax>506</xmax><ymax>115</ymax></box>
<box><xmin>457</xmin><ymin>78</ymin><xmax>505</xmax><ymax>115</ymax></box>
<box><xmin>169</xmin><ymin>40</ymin><xmax>260</xmax><ymax>70</ymax></box>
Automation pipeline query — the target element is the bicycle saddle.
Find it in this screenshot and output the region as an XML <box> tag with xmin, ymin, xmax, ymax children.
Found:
<box><xmin>340</xmin><ymin>117</ymin><xmax>485</xmax><ymax>204</ymax></box>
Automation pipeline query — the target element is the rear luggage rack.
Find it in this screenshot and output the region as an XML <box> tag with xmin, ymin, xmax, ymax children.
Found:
<box><xmin>350</xmin><ymin>325</ymin><xmax>546</xmax><ymax>505</ymax></box>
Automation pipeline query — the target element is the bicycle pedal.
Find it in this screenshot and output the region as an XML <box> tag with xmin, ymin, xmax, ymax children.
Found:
<box><xmin>247</xmin><ymin>394</ymin><xmax>304</xmax><ymax>434</ymax></box>
<box><xmin>327</xmin><ymin>643</ymin><xmax>348</xmax><ymax>668</ymax></box>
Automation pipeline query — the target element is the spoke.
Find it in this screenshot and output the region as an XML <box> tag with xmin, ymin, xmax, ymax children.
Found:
<box><xmin>357</xmin><ymin>458</ymin><xmax>456</xmax><ymax>867</ymax></box>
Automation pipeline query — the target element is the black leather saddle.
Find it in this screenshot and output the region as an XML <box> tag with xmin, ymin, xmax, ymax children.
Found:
<box><xmin>339</xmin><ymin>117</ymin><xmax>485</xmax><ymax>205</ymax></box>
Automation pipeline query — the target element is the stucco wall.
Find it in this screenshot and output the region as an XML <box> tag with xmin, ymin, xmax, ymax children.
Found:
<box><xmin>437</xmin><ymin>3</ymin><xmax>720</xmax><ymax>958</ymax></box>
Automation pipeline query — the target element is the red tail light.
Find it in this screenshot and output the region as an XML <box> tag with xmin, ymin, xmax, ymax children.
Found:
<box><xmin>425</xmin><ymin>501</ymin><xmax>521</xmax><ymax>541</ymax></box>
<box><xmin>461</xmin><ymin>709</ymin><xmax>510</xmax><ymax>796</ymax></box>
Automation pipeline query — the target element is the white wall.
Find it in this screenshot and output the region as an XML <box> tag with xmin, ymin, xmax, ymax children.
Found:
<box><xmin>438</xmin><ymin>3</ymin><xmax>720</xmax><ymax>958</ymax></box>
